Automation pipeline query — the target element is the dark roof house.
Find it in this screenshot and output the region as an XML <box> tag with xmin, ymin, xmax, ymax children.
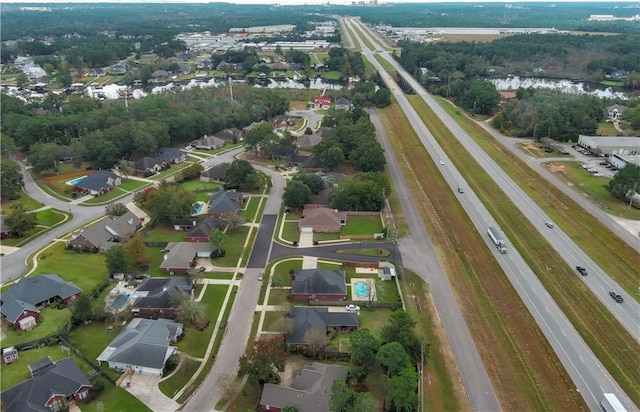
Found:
<box><xmin>200</xmin><ymin>163</ymin><xmax>230</xmax><ymax>183</ymax></box>
<box><xmin>0</xmin><ymin>357</ymin><xmax>92</xmax><ymax>412</ymax></box>
<box><xmin>207</xmin><ymin>189</ymin><xmax>243</xmax><ymax>217</ymax></box>
<box><xmin>160</xmin><ymin>242</ymin><xmax>213</xmax><ymax>274</ymax></box>
<box><xmin>286</xmin><ymin>307</ymin><xmax>358</xmax><ymax>345</ymax></box>
<box><xmin>191</xmin><ymin>135</ymin><xmax>226</xmax><ymax>150</ymax></box>
<box><xmin>68</xmin><ymin>211</ymin><xmax>142</xmax><ymax>252</ymax></box>
<box><xmin>260</xmin><ymin>362</ymin><xmax>348</xmax><ymax>412</ymax></box>
<box><xmin>186</xmin><ymin>216</ymin><xmax>219</xmax><ymax>242</ymax></box>
<box><xmin>96</xmin><ymin>318</ymin><xmax>183</xmax><ymax>376</ymax></box>
<box><xmin>214</xmin><ymin>128</ymin><xmax>241</xmax><ymax>143</ymax></box>
<box><xmin>291</xmin><ymin>269</ymin><xmax>347</xmax><ymax>301</ymax></box>
<box><xmin>132</xmin><ymin>277</ymin><xmax>193</xmax><ymax>318</ymax></box>
<box><xmin>335</xmin><ymin>97</ymin><xmax>351</xmax><ymax>110</ymax></box>
<box><xmin>155</xmin><ymin>147</ymin><xmax>187</xmax><ymax>164</ymax></box>
<box><xmin>133</xmin><ymin>157</ymin><xmax>168</xmax><ymax>176</ymax></box>
<box><xmin>1</xmin><ymin>275</ymin><xmax>81</xmax><ymax>327</ymax></box>
<box><xmin>75</xmin><ymin>170</ymin><xmax>121</xmax><ymax>196</ymax></box>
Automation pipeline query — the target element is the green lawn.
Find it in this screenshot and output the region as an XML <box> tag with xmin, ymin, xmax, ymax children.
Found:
<box><xmin>179</xmin><ymin>179</ymin><xmax>221</xmax><ymax>192</ymax></box>
<box><xmin>375</xmin><ymin>279</ymin><xmax>401</xmax><ymax>303</ymax></box>
<box><xmin>151</xmin><ymin>159</ymin><xmax>200</xmax><ymax>181</ymax></box>
<box><xmin>240</xmin><ymin>197</ymin><xmax>259</xmax><ymax>222</ymax></box>
<box><xmin>282</xmin><ymin>221</ymin><xmax>300</xmax><ymax>243</ymax></box>
<box><xmin>341</xmin><ymin>215</ymin><xmax>384</xmax><ymax>236</ymax></box>
<box><xmin>83</xmin><ymin>382</ymin><xmax>151</xmax><ymax>412</ymax></box>
<box><xmin>159</xmin><ymin>358</ymin><xmax>201</xmax><ymax>398</ymax></box>
<box><xmin>0</xmin><ymin>346</ymin><xmax>90</xmax><ymax>390</ymax></box>
<box><xmin>67</xmin><ymin>321</ymin><xmax>121</xmax><ymax>361</ymax></box>
<box><xmin>175</xmin><ymin>285</ymin><xmax>227</xmax><ymax>358</ymax></box>
<box><xmin>81</xmin><ymin>179</ymin><xmax>149</xmax><ymax>204</ymax></box>
<box><xmin>2</xmin><ymin>307</ymin><xmax>71</xmax><ymax>347</ymax></box>
<box><xmin>0</xmin><ymin>192</ymin><xmax>42</xmax><ymax>213</ymax></box>
<box><xmin>36</xmin><ymin>208</ymin><xmax>68</xmax><ymax>227</ymax></box>
<box><xmin>34</xmin><ymin>242</ymin><xmax>109</xmax><ymax>293</ymax></box>
<box><xmin>262</xmin><ymin>311</ymin><xmax>284</xmax><ymax>332</ymax></box>
<box><xmin>358</xmin><ymin>307</ymin><xmax>394</xmax><ymax>337</ymax></box>
<box><xmin>213</xmin><ymin>226</ymin><xmax>249</xmax><ymax>267</ymax></box>
<box><xmin>143</xmin><ymin>223</ymin><xmax>186</xmax><ymax>243</ymax></box>
<box><xmin>272</xmin><ymin>259</ymin><xmax>302</xmax><ymax>288</ymax></box>
<box><xmin>313</xmin><ymin>232</ymin><xmax>340</xmax><ymax>241</ymax></box>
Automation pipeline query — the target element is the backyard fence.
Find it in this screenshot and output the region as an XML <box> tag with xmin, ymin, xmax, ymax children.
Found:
<box><xmin>59</xmin><ymin>335</ymin><xmax>117</xmax><ymax>385</ymax></box>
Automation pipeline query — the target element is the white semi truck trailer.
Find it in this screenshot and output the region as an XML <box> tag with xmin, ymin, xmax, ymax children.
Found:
<box><xmin>487</xmin><ymin>227</ymin><xmax>507</xmax><ymax>254</ymax></box>
<box><xmin>600</xmin><ymin>393</ymin><xmax>627</xmax><ymax>412</ymax></box>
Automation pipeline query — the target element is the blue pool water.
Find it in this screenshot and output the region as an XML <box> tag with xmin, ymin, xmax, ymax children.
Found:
<box><xmin>111</xmin><ymin>293</ymin><xmax>130</xmax><ymax>310</ymax></box>
<box><xmin>192</xmin><ymin>202</ymin><xmax>205</xmax><ymax>214</ymax></box>
<box><xmin>353</xmin><ymin>282</ymin><xmax>370</xmax><ymax>298</ymax></box>
<box><xmin>66</xmin><ymin>176</ymin><xmax>87</xmax><ymax>186</ymax></box>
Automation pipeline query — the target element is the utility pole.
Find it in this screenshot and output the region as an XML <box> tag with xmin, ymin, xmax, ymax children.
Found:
<box><xmin>228</xmin><ymin>77</ymin><xmax>234</xmax><ymax>102</ymax></box>
<box><xmin>420</xmin><ymin>342</ymin><xmax>425</xmax><ymax>412</ymax></box>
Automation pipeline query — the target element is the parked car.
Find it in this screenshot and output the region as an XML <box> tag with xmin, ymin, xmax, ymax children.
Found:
<box><xmin>345</xmin><ymin>304</ymin><xmax>360</xmax><ymax>311</ymax></box>
<box><xmin>575</xmin><ymin>266</ymin><xmax>587</xmax><ymax>276</ymax></box>
<box><xmin>609</xmin><ymin>291</ymin><xmax>624</xmax><ymax>303</ymax></box>
<box><xmin>257</xmin><ymin>272</ymin><xmax>264</xmax><ymax>281</ymax></box>
<box><xmin>198</xmin><ymin>266</ymin><xmax>206</xmax><ymax>273</ymax></box>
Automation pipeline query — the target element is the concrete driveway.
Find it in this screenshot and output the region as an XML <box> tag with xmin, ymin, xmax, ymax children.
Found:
<box><xmin>125</xmin><ymin>373</ymin><xmax>179</xmax><ymax>412</ymax></box>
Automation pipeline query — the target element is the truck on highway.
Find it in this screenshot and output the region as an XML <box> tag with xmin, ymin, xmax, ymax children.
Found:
<box><xmin>600</xmin><ymin>393</ymin><xmax>627</xmax><ymax>412</ymax></box>
<box><xmin>487</xmin><ymin>227</ymin><xmax>507</xmax><ymax>254</ymax></box>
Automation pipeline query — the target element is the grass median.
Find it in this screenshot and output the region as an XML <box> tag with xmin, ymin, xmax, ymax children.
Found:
<box><xmin>406</xmin><ymin>95</ymin><xmax>640</xmax><ymax>407</ymax></box>
<box><xmin>377</xmin><ymin>102</ymin><xmax>587</xmax><ymax>411</ymax></box>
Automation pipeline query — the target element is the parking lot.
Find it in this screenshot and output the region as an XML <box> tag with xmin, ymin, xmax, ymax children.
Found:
<box><xmin>571</xmin><ymin>145</ymin><xmax>617</xmax><ymax>178</ymax></box>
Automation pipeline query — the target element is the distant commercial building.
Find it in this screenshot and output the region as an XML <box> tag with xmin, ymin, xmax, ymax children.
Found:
<box><xmin>578</xmin><ymin>135</ymin><xmax>640</xmax><ymax>156</ymax></box>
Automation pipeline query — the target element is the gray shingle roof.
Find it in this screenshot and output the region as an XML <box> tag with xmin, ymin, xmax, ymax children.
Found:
<box><xmin>1</xmin><ymin>357</ymin><xmax>91</xmax><ymax>412</ymax></box>
<box><xmin>1</xmin><ymin>275</ymin><xmax>81</xmax><ymax>323</ymax></box>
<box><xmin>207</xmin><ymin>189</ymin><xmax>242</xmax><ymax>215</ymax></box>
<box><xmin>186</xmin><ymin>217</ymin><xmax>219</xmax><ymax>239</ymax></box>
<box><xmin>201</xmin><ymin>163</ymin><xmax>230</xmax><ymax>180</ymax></box>
<box><xmin>286</xmin><ymin>307</ymin><xmax>357</xmax><ymax>344</ymax></box>
<box><xmin>132</xmin><ymin>277</ymin><xmax>192</xmax><ymax>310</ymax></box>
<box><xmin>70</xmin><ymin>211</ymin><xmax>141</xmax><ymax>250</ymax></box>
<box><xmin>133</xmin><ymin>157</ymin><xmax>164</xmax><ymax>171</ymax></box>
<box><xmin>155</xmin><ymin>147</ymin><xmax>185</xmax><ymax>161</ymax></box>
<box><xmin>291</xmin><ymin>269</ymin><xmax>346</xmax><ymax>296</ymax></box>
<box><xmin>97</xmin><ymin>318</ymin><xmax>182</xmax><ymax>370</ymax></box>
<box><xmin>75</xmin><ymin>170</ymin><xmax>119</xmax><ymax>192</ymax></box>
<box><xmin>260</xmin><ymin>362</ymin><xmax>348</xmax><ymax>412</ymax></box>
<box><xmin>160</xmin><ymin>242</ymin><xmax>213</xmax><ymax>271</ymax></box>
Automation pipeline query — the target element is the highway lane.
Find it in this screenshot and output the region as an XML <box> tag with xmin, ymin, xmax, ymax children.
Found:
<box><xmin>345</xmin><ymin>17</ymin><xmax>637</xmax><ymax>411</ymax></box>
<box><xmin>345</xmin><ymin>18</ymin><xmax>500</xmax><ymax>412</ymax></box>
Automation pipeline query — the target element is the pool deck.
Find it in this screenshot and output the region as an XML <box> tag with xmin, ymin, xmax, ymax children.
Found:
<box><xmin>105</xmin><ymin>281</ymin><xmax>136</xmax><ymax>313</ymax></box>
<box><xmin>350</xmin><ymin>278</ymin><xmax>377</xmax><ymax>302</ymax></box>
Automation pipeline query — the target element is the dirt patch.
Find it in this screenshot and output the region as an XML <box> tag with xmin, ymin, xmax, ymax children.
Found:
<box><xmin>279</xmin><ymin>358</ymin><xmax>305</xmax><ymax>387</ymax></box>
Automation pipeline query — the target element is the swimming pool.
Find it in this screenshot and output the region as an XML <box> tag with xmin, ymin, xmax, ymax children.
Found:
<box><xmin>111</xmin><ymin>293</ymin><xmax>131</xmax><ymax>310</ymax></box>
<box><xmin>65</xmin><ymin>175</ymin><xmax>87</xmax><ymax>186</ymax></box>
<box><xmin>353</xmin><ymin>281</ymin><xmax>370</xmax><ymax>298</ymax></box>
<box><xmin>192</xmin><ymin>201</ymin><xmax>206</xmax><ymax>214</ymax></box>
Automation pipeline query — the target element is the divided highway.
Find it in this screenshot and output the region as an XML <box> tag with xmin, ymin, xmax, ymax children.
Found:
<box><xmin>344</xmin><ymin>18</ymin><xmax>638</xmax><ymax>411</ymax></box>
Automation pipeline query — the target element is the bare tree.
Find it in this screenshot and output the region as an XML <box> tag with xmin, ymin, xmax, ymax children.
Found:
<box><xmin>272</xmin><ymin>314</ymin><xmax>294</xmax><ymax>335</ymax></box>
<box><xmin>218</xmin><ymin>213</ymin><xmax>245</xmax><ymax>231</ymax></box>
<box><xmin>366</xmin><ymin>278</ymin><xmax>377</xmax><ymax>309</ymax></box>
<box><xmin>217</xmin><ymin>374</ymin><xmax>239</xmax><ymax>407</ymax></box>
<box><xmin>303</xmin><ymin>327</ymin><xmax>331</xmax><ymax>358</ymax></box>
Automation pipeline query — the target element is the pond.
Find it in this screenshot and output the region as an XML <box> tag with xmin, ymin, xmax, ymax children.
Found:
<box><xmin>489</xmin><ymin>76</ymin><xmax>632</xmax><ymax>100</ymax></box>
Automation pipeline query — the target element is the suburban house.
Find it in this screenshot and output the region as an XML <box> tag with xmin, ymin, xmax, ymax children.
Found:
<box><xmin>131</xmin><ymin>277</ymin><xmax>193</xmax><ymax>319</ymax></box>
<box><xmin>259</xmin><ymin>362</ymin><xmax>348</xmax><ymax>412</ymax></box>
<box><xmin>290</xmin><ymin>153</ymin><xmax>324</xmax><ymax>173</ymax></box>
<box><xmin>97</xmin><ymin>318</ymin><xmax>183</xmax><ymax>376</ymax></box>
<box><xmin>296</xmin><ymin>133</ymin><xmax>323</xmax><ymax>151</ymax></box>
<box><xmin>286</xmin><ymin>307</ymin><xmax>358</xmax><ymax>345</ymax></box>
<box><xmin>0</xmin><ymin>357</ymin><xmax>92</xmax><ymax>412</ymax></box>
<box><xmin>155</xmin><ymin>147</ymin><xmax>188</xmax><ymax>164</ymax></box>
<box><xmin>200</xmin><ymin>163</ymin><xmax>230</xmax><ymax>183</ymax></box>
<box><xmin>298</xmin><ymin>206</ymin><xmax>347</xmax><ymax>233</ymax></box>
<box><xmin>308</xmin><ymin>95</ymin><xmax>331</xmax><ymax>109</ymax></box>
<box><xmin>68</xmin><ymin>211</ymin><xmax>142</xmax><ymax>252</ymax></box>
<box><xmin>108</xmin><ymin>64</ymin><xmax>127</xmax><ymax>75</ymax></box>
<box><xmin>214</xmin><ymin>128</ymin><xmax>242</xmax><ymax>143</ymax></box>
<box><xmin>133</xmin><ymin>157</ymin><xmax>168</xmax><ymax>176</ymax></box>
<box><xmin>190</xmin><ymin>135</ymin><xmax>226</xmax><ymax>150</ymax></box>
<box><xmin>606</xmin><ymin>104</ymin><xmax>627</xmax><ymax>120</ymax></box>
<box><xmin>291</xmin><ymin>269</ymin><xmax>347</xmax><ymax>301</ymax></box>
<box><xmin>160</xmin><ymin>242</ymin><xmax>213</xmax><ymax>274</ymax></box>
<box><xmin>1</xmin><ymin>275</ymin><xmax>81</xmax><ymax>330</ymax></box>
<box><xmin>207</xmin><ymin>189</ymin><xmax>243</xmax><ymax>217</ymax></box>
<box><xmin>151</xmin><ymin>70</ymin><xmax>169</xmax><ymax>79</ymax></box>
<box><xmin>270</xmin><ymin>115</ymin><xmax>299</xmax><ymax>129</ymax></box>
<box><xmin>74</xmin><ymin>170</ymin><xmax>121</xmax><ymax>196</ymax></box>
<box><xmin>186</xmin><ymin>217</ymin><xmax>219</xmax><ymax>242</ymax></box>
<box><xmin>335</xmin><ymin>97</ymin><xmax>352</xmax><ymax>110</ymax></box>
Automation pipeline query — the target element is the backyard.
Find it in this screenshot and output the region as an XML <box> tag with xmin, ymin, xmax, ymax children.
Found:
<box><xmin>341</xmin><ymin>214</ymin><xmax>384</xmax><ymax>237</ymax></box>
<box><xmin>1</xmin><ymin>307</ymin><xmax>71</xmax><ymax>347</ymax></box>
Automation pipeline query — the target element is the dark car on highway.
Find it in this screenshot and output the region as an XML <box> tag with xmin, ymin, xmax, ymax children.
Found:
<box><xmin>609</xmin><ymin>291</ymin><xmax>624</xmax><ymax>303</ymax></box>
<box><xmin>575</xmin><ymin>266</ymin><xmax>587</xmax><ymax>276</ymax></box>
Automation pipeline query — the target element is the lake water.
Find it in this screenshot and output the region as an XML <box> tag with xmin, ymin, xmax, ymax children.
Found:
<box><xmin>489</xmin><ymin>76</ymin><xmax>631</xmax><ymax>100</ymax></box>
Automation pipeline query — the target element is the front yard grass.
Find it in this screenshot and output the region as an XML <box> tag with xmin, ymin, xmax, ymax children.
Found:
<box><xmin>1</xmin><ymin>307</ymin><xmax>70</xmax><ymax>347</ymax></box>
<box><xmin>82</xmin><ymin>180</ymin><xmax>149</xmax><ymax>204</ymax></box>
<box><xmin>281</xmin><ymin>221</ymin><xmax>300</xmax><ymax>243</ymax></box>
<box><xmin>0</xmin><ymin>192</ymin><xmax>42</xmax><ymax>213</ymax></box>
<box><xmin>35</xmin><ymin>208</ymin><xmax>68</xmax><ymax>227</ymax></box>
<box><xmin>151</xmin><ymin>158</ymin><xmax>200</xmax><ymax>181</ymax></box>
<box><xmin>313</xmin><ymin>232</ymin><xmax>340</xmax><ymax>241</ymax></box>
<box><xmin>143</xmin><ymin>223</ymin><xmax>186</xmax><ymax>243</ymax></box>
<box><xmin>159</xmin><ymin>358</ymin><xmax>201</xmax><ymax>399</ymax></box>
<box><xmin>33</xmin><ymin>242</ymin><xmax>108</xmax><ymax>293</ymax></box>
<box><xmin>262</xmin><ymin>311</ymin><xmax>283</xmax><ymax>332</ymax></box>
<box><xmin>341</xmin><ymin>215</ymin><xmax>384</xmax><ymax>236</ymax></box>
<box><xmin>1</xmin><ymin>208</ymin><xmax>71</xmax><ymax>247</ymax></box>
<box><xmin>267</xmin><ymin>289</ymin><xmax>289</xmax><ymax>306</ymax></box>
<box><xmin>179</xmin><ymin>179</ymin><xmax>221</xmax><ymax>192</ymax></box>
<box><xmin>212</xmin><ymin>226</ymin><xmax>249</xmax><ymax>267</ymax></box>
<box><xmin>240</xmin><ymin>197</ymin><xmax>259</xmax><ymax>222</ymax></box>
<box><xmin>175</xmin><ymin>285</ymin><xmax>227</xmax><ymax>358</ymax></box>
<box><xmin>83</xmin><ymin>381</ymin><xmax>151</xmax><ymax>412</ymax></box>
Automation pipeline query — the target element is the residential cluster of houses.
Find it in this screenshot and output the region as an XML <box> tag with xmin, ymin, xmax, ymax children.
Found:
<box><xmin>306</xmin><ymin>95</ymin><xmax>352</xmax><ymax>111</ymax></box>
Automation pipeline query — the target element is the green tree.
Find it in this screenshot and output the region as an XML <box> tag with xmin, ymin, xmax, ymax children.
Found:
<box><xmin>381</xmin><ymin>310</ymin><xmax>423</xmax><ymax>361</ymax></box>
<box><xmin>177</xmin><ymin>299</ymin><xmax>206</xmax><ymax>325</ymax></box>
<box><xmin>293</xmin><ymin>173</ymin><xmax>325</xmax><ymax>194</ymax></box>
<box><xmin>282</xmin><ymin>180</ymin><xmax>311</xmax><ymax>210</ymax></box>
<box><xmin>146</xmin><ymin>182</ymin><xmax>196</xmax><ymax>224</ymax></box>
<box><xmin>377</xmin><ymin>342</ymin><xmax>412</xmax><ymax>377</ymax></box>
<box><xmin>350</xmin><ymin>143</ymin><xmax>385</xmax><ymax>173</ymax></box>
<box><xmin>71</xmin><ymin>295</ymin><xmax>94</xmax><ymax>325</ymax></box>
<box><xmin>330</xmin><ymin>379</ymin><xmax>356</xmax><ymax>412</ymax></box>
<box><xmin>352</xmin><ymin>392</ymin><xmax>378</xmax><ymax>412</ymax></box>
<box><xmin>0</xmin><ymin>135</ymin><xmax>18</xmax><ymax>157</ymax></box>
<box><xmin>125</xmin><ymin>235</ymin><xmax>149</xmax><ymax>267</ymax></box>
<box><xmin>105</xmin><ymin>202</ymin><xmax>128</xmax><ymax>217</ymax></box>
<box><xmin>27</xmin><ymin>142</ymin><xmax>61</xmax><ymax>173</ymax></box>
<box><xmin>315</xmin><ymin>141</ymin><xmax>345</xmax><ymax>171</ymax></box>
<box><xmin>209</xmin><ymin>229</ymin><xmax>227</xmax><ymax>253</ymax></box>
<box><xmin>105</xmin><ymin>245</ymin><xmax>131</xmax><ymax>275</ymax></box>
<box><xmin>0</xmin><ymin>158</ymin><xmax>23</xmax><ymax>201</ymax></box>
<box><xmin>218</xmin><ymin>213</ymin><xmax>245</xmax><ymax>231</ymax></box>
<box><xmin>606</xmin><ymin>164</ymin><xmax>640</xmax><ymax>200</ymax></box>
<box><xmin>238</xmin><ymin>336</ymin><xmax>287</xmax><ymax>384</ymax></box>
<box><xmin>303</xmin><ymin>327</ymin><xmax>331</xmax><ymax>358</ymax></box>
<box><xmin>178</xmin><ymin>163</ymin><xmax>204</xmax><ymax>182</ymax></box>
<box><xmin>224</xmin><ymin>159</ymin><xmax>260</xmax><ymax>191</ymax></box>
<box><xmin>387</xmin><ymin>366</ymin><xmax>419</xmax><ymax>411</ymax></box>
<box><xmin>349</xmin><ymin>328</ymin><xmax>380</xmax><ymax>375</ymax></box>
<box><xmin>4</xmin><ymin>204</ymin><xmax>36</xmax><ymax>236</ymax></box>
<box><xmin>118</xmin><ymin>162</ymin><xmax>132</xmax><ymax>179</ymax></box>
<box><xmin>244</xmin><ymin>122</ymin><xmax>274</xmax><ymax>155</ymax></box>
